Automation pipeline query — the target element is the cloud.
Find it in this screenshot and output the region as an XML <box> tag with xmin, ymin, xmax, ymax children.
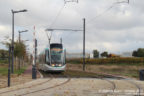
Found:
<box><xmin>0</xmin><ymin>0</ymin><xmax>144</xmax><ymax>54</ymax></box>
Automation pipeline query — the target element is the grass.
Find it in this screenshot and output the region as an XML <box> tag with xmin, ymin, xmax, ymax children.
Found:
<box><xmin>0</xmin><ymin>67</ymin><xmax>8</xmax><ymax>75</ymax></box>
<box><xmin>0</xmin><ymin>64</ymin><xmax>27</xmax><ymax>76</ymax></box>
<box><xmin>14</xmin><ymin>67</ymin><xmax>27</xmax><ymax>75</ymax></box>
<box><xmin>67</xmin><ymin>58</ymin><xmax>144</xmax><ymax>66</ymax></box>
<box><xmin>40</xmin><ymin>70</ymin><xmax>121</xmax><ymax>78</ymax></box>
<box><xmin>67</xmin><ymin>64</ymin><xmax>144</xmax><ymax>79</ymax></box>
<box><xmin>0</xmin><ymin>59</ymin><xmax>8</xmax><ymax>64</ymax></box>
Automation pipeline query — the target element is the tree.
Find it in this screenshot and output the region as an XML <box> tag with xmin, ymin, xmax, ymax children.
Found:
<box><xmin>132</xmin><ymin>48</ymin><xmax>144</xmax><ymax>57</ymax></box>
<box><xmin>93</xmin><ymin>50</ymin><xmax>99</xmax><ymax>58</ymax></box>
<box><xmin>14</xmin><ymin>41</ymin><xmax>26</xmax><ymax>58</ymax></box>
<box><xmin>101</xmin><ymin>51</ymin><xmax>108</xmax><ymax>58</ymax></box>
<box><xmin>1</xmin><ymin>36</ymin><xmax>26</xmax><ymax>58</ymax></box>
<box><xmin>132</xmin><ymin>50</ymin><xmax>137</xmax><ymax>57</ymax></box>
<box><xmin>0</xmin><ymin>49</ymin><xmax>8</xmax><ymax>59</ymax></box>
<box><xmin>1</xmin><ymin>36</ymin><xmax>28</xmax><ymax>69</ymax></box>
<box><xmin>137</xmin><ymin>48</ymin><xmax>144</xmax><ymax>57</ymax></box>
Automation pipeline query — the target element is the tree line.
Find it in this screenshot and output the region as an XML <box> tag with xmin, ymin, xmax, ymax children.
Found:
<box><xmin>0</xmin><ymin>36</ymin><xmax>30</xmax><ymax>69</ymax></box>
<box><xmin>93</xmin><ymin>48</ymin><xmax>144</xmax><ymax>58</ymax></box>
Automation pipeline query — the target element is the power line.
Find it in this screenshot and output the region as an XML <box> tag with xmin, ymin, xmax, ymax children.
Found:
<box><xmin>45</xmin><ymin>30</ymin><xmax>52</xmax><ymax>42</ymax></box>
<box><xmin>46</xmin><ymin>3</ymin><xmax>66</xmax><ymax>42</ymax></box>
<box><xmin>49</xmin><ymin>4</ymin><xmax>66</xmax><ymax>28</ymax></box>
<box><xmin>49</xmin><ymin>0</ymin><xmax>79</xmax><ymax>28</ymax></box>
<box><xmin>117</xmin><ymin>0</ymin><xmax>129</xmax><ymax>4</ymax></box>
<box><xmin>64</xmin><ymin>0</ymin><xmax>78</xmax><ymax>4</ymax></box>
<box><xmin>87</xmin><ymin>0</ymin><xmax>129</xmax><ymax>24</ymax></box>
<box><xmin>46</xmin><ymin>0</ymin><xmax>80</xmax><ymax>42</ymax></box>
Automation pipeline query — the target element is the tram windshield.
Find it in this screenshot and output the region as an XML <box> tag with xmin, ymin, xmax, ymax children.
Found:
<box><xmin>51</xmin><ymin>48</ymin><xmax>63</xmax><ymax>64</ymax></box>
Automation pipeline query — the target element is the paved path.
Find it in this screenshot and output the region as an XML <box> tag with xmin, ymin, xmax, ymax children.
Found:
<box><xmin>23</xmin><ymin>65</ymin><xmax>32</xmax><ymax>74</ymax></box>
<box><xmin>23</xmin><ymin>65</ymin><xmax>40</xmax><ymax>78</ymax></box>
<box><xmin>0</xmin><ymin>78</ymin><xmax>144</xmax><ymax>96</ymax></box>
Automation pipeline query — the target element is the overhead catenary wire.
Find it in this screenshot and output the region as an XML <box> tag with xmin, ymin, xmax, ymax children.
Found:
<box><xmin>45</xmin><ymin>3</ymin><xmax>66</xmax><ymax>43</ymax></box>
<box><xmin>49</xmin><ymin>4</ymin><xmax>66</xmax><ymax>29</ymax></box>
<box><xmin>64</xmin><ymin>0</ymin><xmax>78</xmax><ymax>4</ymax></box>
<box><xmin>45</xmin><ymin>0</ymin><xmax>81</xmax><ymax>43</ymax></box>
<box><xmin>87</xmin><ymin>0</ymin><xmax>129</xmax><ymax>24</ymax></box>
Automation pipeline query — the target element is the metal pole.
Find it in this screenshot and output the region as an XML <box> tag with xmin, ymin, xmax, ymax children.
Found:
<box><xmin>18</xmin><ymin>31</ymin><xmax>20</xmax><ymax>70</ymax></box>
<box><xmin>35</xmin><ymin>39</ymin><xmax>37</xmax><ymax>78</ymax></box>
<box><xmin>32</xmin><ymin>26</ymin><xmax>36</xmax><ymax>79</ymax></box>
<box><xmin>60</xmin><ymin>38</ymin><xmax>62</xmax><ymax>44</ymax></box>
<box><xmin>19</xmin><ymin>31</ymin><xmax>20</xmax><ymax>43</ymax></box>
<box><xmin>83</xmin><ymin>18</ymin><xmax>85</xmax><ymax>71</ymax></box>
<box><xmin>35</xmin><ymin>39</ymin><xmax>37</xmax><ymax>65</ymax></box>
<box><xmin>11</xmin><ymin>10</ymin><xmax>14</xmax><ymax>73</ymax></box>
<box><xmin>8</xmin><ymin>45</ymin><xmax>11</xmax><ymax>87</ymax></box>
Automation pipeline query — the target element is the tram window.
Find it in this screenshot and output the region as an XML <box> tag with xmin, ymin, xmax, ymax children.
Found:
<box><xmin>45</xmin><ymin>50</ymin><xmax>49</xmax><ymax>63</ymax></box>
<box><xmin>64</xmin><ymin>49</ymin><xmax>66</xmax><ymax>64</ymax></box>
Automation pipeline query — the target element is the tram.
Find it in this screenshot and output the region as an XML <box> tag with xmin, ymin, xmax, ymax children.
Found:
<box><xmin>39</xmin><ymin>43</ymin><xmax>66</xmax><ymax>72</ymax></box>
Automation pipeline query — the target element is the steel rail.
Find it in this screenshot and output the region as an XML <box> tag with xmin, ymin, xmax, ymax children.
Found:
<box><xmin>0</xmin><ymin>78</ymin><xmax>53</xmax><ymax>95</ymax></box>
<box><xmin>101</xmin><ymin>78</ymin><xmax>116</xmax><ymax>95</ymax></box>
<box><xmin>124</xmin><ymin>80</ymin><xmax>142</xmax><ymax>96</ymax></box>
<box><xmin>0</xmin><ymin>71</ymin><xmax>52</xmax><ymax>94</ymax></box>
<box><xmin>21</xmin><ymin>76</ymin><xmax>71</xmax><ymax>96</ymax></box>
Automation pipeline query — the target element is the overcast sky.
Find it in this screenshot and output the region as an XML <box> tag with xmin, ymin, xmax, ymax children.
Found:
<box><xmin>0</xmin><ymin>0</ymin><xmax>144</xmax><ymax>54</ymax></box>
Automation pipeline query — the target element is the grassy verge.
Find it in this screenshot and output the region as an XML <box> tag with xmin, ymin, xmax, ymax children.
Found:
<box><xmin>40</xmin><ymin>70</ymin><xmax>122</xmax><ymax>78</ymax></box>
<box><xmin>67</xmin><ymin>64</ymin><xmax>144</xmax><ymax>79</ymax></box>
<box><xmin>14</xmin><ymin>67</ymin><xmax>27</xmax><ymax>75</ymax></box>
<box><xmin>0</xmin><ymin>64</ymin><xmax>27</xmax><ymax>76</ymax></box>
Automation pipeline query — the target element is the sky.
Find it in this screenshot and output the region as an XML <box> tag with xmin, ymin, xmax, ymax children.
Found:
<box><xmin>0</xmin><ymin>0</ymin><xmax>144</xmax><ymax>54</ymax></box>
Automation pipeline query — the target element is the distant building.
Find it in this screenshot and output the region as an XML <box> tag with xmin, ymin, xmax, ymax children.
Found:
<box><xmin>108</xmin><ymin>54</ymin><xmax>120</xmax><ymax>58</ymax></box>
<box><xmin>66</xmin><ymin>53</ymin><xmax>90</xmax><ymax>58</ymax></box>
<box><xmin>90</xmin><ymin>54</ymin><xmax>93</xmax><ymax>58</ymax></box>
<box><xmin>120</xmin><ymin>52</ymin><xmax>132</xmax><ymax>57</ymax></box>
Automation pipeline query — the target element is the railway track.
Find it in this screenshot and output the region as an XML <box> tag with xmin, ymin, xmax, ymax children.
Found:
<box><xmin>0</xmin><ymin>77</ymin><xmax>53</xmax><ymax>95</ymax></box>
<box><xmin>124</xmin><ymin>79</ymin><xmax>143</xmax><ymax>96</ymax></box>
<box><xmin>0</xmin><ymin>73</ymin><xmax>71</xmax><ymax>96</ymax></box>
<box><xmin>20</xmin><ymin>76</ymin><xmax>71</xmax><ymax>96</ymax></box>
<box><xmin>101</xmin><ymin>79</ymin><xmax>143</xmax><ymax>96</ymax></box>
<box><xmin>41</xmin><ymin>70</ymin><xmax>143</xmax><ymax>95</ymax></box>
<box><xmin>103</xmin><ymin>78</ymin><xmax>116</xmax><ymax>93</ymax></box>
<box><xmin>0</xmin><ymin>70</ymin><xmax>143</xmax><ymax>96</ymax></box>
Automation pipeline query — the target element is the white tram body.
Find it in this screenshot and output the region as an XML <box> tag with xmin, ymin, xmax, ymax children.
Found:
<box><xmin>38</xmin><ymin>43</ymin><xmax>66</xmax><ymax>72</ymax></box>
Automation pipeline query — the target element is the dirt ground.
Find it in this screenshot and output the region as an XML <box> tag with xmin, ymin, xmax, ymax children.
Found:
<box><xmin>1</xmin><ymin>78</ymin><xmax>144</xmax><ymax>96</ymax></box>
<box><xmin>0</xmin><ymin>74</ymin><xmax>32</xmax><ymax>89</ymax></box>
<box><xmin>0</xmin><ymin>63</ymin><xmax>142</xmax><ymax>89</ymax></box>
<box><xmin>67</xmin><ymin>64</ymin><xmax>144</xmax><ymax>79</ymax></box>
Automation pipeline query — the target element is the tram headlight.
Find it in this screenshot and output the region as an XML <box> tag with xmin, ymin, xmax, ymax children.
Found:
<box><xmin>58</xmin><ymin>64</ymin><xmax>62</xmax><ymax>67</ymax></box>
<box><xmin>51</xmin><ymin>64</ymin><xmax>55</xmax><ymax>67</ymax></box>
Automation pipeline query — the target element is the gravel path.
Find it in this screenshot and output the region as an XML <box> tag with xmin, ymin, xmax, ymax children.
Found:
<box><xmin>0</xmin><ymin>65</ymin><xmax>40</xmax><ymax>89</ymax></box>
<box><xmin>0</xmin><ymin>78</ymin><xmax>144</xmax><ymax>96</ymax></box>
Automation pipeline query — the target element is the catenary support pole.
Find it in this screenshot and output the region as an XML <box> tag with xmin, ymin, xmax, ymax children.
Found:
<box><xmin>8</xmin><ymin>45</ymin><xmax>11</xmax><ymax>87</ymax></box>
<box><xmin>11</xmin><ymin>11</ymin><xmax>14</xmax><ymax>73</ymax></box>
<box><xmin>35</xmin><ymin>39</ymin><xmax>37</xmax><ymax>66</ymax></box>
<box><xmin>18</xmin><ymin>31</ymin><xmax>21</xmax><ymax>70</ymax></box>
<box><xmin>32</xmin><ymin>26</ymin><xmax>37</xmax><ymax>79</ymax></box>
<box><xmin>60</xmin><ymin>38</ymin><xmax>62</xmax><ymax>44</ymax></box>
<box><xmin>83</xmin><ymin>18</ymin><xmax>86</xmax><ymax>71</ymax></box>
